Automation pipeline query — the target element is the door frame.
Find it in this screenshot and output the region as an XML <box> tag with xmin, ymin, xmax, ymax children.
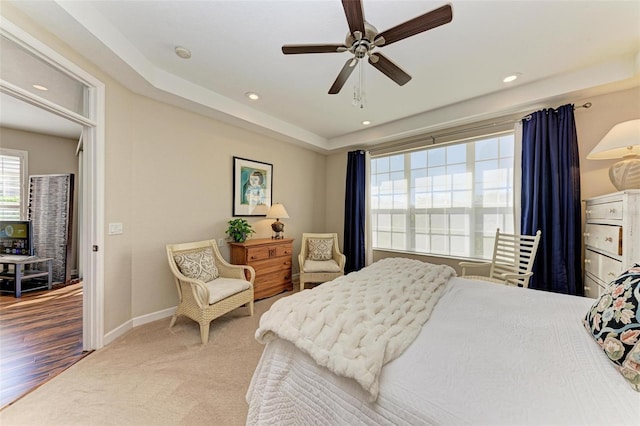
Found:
<box><xmin>1</xmin><ymin>17</ymin><xmax>105</xmax><ymax>350</ymax></box>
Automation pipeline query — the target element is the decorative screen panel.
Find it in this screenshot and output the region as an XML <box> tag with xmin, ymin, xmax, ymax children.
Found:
<box><xmin>28</xmin><ymin>174</ymin><xmax>74</xmax><ymax>284</ymax></box>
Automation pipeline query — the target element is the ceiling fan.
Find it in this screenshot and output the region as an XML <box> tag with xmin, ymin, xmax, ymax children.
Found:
<box><xmin>282</xmin><ymin>0</ymin><xmax>453</xmax><ymax>95</ymax></box>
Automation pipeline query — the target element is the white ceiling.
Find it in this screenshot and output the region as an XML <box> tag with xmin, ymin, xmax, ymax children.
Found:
<box><xmin>3</xmin><ymin>0</ymin><xmax>640</xmax><ymax>151</ymax></box>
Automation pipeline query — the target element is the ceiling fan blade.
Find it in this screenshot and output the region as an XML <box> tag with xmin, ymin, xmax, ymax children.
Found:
<box><xmin>329</xmin><ymin>58</ymin><xmax>358</xmax><ymax>94</ymax></box>
<box><xmin>375</xmin><ymin>4</ymin><xmax>452</xmax><ymax>47</ymax></box>
<box><xmin>342</xmin><ymin>0</ymin><xmax>365</xmax><ymax>37</ymax></box>
<box><xmin>368</xmin><ymin>53</ymin><xmax>411</xmax><ymax>86</ymax></box>
<box><xmin>282</xmin><ymin>44</ymin><xmax>348</xmax><ymax>54</ymax></box>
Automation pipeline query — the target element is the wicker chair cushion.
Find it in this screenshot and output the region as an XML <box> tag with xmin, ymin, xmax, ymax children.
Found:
<box><xmin>204</xmin><ymin>277</ymin><xmax>251</xmax><ymax>304</ymax></box>
<box><xmin>303</xmin><ymin>259</ymin><xmax>341</xmax><ymax>273</ymax></box>
<box><xmin>173</xmin><ymin>248</ymin><xmax>219</xmax><ymax>282</ymax></box>
<box><xmin>307</xmin><ymin>238</ymin><xmax>333</xmax><ymax>261</ymax></box>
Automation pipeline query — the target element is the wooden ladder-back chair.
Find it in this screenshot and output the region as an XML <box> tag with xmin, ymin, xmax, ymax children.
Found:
<box><xmin>166</xmin><ymin>239</ymin><xmax>255</xmax><ymax>344</ymax></box>
<box><xmin>459</xmin><ymin>228</ymin><xmax>542</xmax><ymax>288</ymax></box>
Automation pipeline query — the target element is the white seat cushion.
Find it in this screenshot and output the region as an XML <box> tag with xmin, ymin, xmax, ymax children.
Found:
<box><xmin>204</xmin><ymin>278</ymin><xmax>251</xmax><ymax>304</ymax></box>
<box><xmin>303</xmin><ymin>259</ymin><xmax>341</xmax><ymax>273</ymax></box>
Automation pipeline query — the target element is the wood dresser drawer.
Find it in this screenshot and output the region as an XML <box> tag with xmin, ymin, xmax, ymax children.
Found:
<box><xmin>245</xmin><ymin>246</ymin><xmax>272</xmax><ymax>262</ymax></box>
<box><xmin>584</xmin><ymin>224</ymin><xmax>622</xmax><ymax>256</ymax></box>
<box><xmin>584</xmin><ymin>249</ymin><xmax>622</xmax><ymax>285</ymax></box>
<box><xmin>229</xmin><ymin>238</ymin><xmax>294</xmax><ymax>300</ymax></box>
<box><xmin>584</xmin><ymin>273</ymin><xmax>608</xmax><ymax>298</ymax></box>
<box><xmin>250</xmin><ymin>257</ymin><xmax>293</xmax><ymax>275</ymax></box>
<box><xmin>585</xmin><ymin>201</ymin><xmax>623</xmax><ymax>221</ymax></box>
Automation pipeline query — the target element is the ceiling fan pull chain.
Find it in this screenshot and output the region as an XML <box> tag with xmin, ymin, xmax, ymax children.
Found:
<box><xmin>352</xmin><ymin>59</ymin><xmax>366</xmax><ymax>109</ymax></box>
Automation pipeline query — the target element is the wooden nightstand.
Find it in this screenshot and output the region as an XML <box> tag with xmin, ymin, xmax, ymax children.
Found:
<box><xmin>229</xmin><ymin>238</ymin><xmax>294</xmax><ymax>300</ymax></box>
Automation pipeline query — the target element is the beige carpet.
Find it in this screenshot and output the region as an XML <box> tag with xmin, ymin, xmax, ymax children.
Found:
<box><xmin>0</xmin><ymin>292</ymin><xmax>289</xmax><ymax>426</ymax></box>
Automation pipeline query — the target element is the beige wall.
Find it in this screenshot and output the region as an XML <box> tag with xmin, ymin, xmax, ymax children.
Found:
<box><xmin>0</xmin><ymin>127</ymin><xmax>79</xmax><ymax>273</ymax></box>
<box><xmin>324</xmin><ymin>87</ymin><xmax>640</xmax><ymax>275</ymax></box>
<box><xmin>128</xmin><ymin>94</ymin><xmax>327</xmax><ymax>317</ymax></box>
<box><xmin>2</xmin><ymin>4</ymin><xmax>327</xmax><ymax>335</ymax></box>
<box><xmin>575</xmin><ymin>88</ymin><xmax>640</xmax><ymax>200</ymax></box>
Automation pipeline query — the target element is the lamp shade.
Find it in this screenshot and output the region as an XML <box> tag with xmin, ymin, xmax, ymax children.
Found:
<box><xmin>587</xmin><ymin>119</ymin><xmax>640</xmax><ymax>160</ymax></box>
<box><xmin>266</xmin><ymin>203</ymin><xmax>289</xmax><ymax>219</ymax></box>
<box><xmin>587</xmin><ymin>119</ymin><xmax>640</xmax><ymax>190</ymax></box>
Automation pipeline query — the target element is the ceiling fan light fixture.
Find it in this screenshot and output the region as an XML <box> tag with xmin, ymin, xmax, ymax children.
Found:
<box><xmin>174</xmin><ymin>46</ymin><xmax>191</xmax><ymax>59</ymax></box>
<box><xmin>245</xmin><ymin>92</ymin><xmax>260</xmax><ymax>100</ymax></box>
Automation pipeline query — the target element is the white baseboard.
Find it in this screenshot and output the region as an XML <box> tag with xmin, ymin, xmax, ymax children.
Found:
<box><xmin>103</xmin><ymin>319</ymin><xmax>132</xmax><ymax>346</ymax></box>
<box><xmin>132</xmin><ymin>306</ymin><xmax>176</xmax><ymax>327</ymax></box>
<box><xmin>103</xmin><ymin>306</ymin><xmax>176</xmax><ymax>346</ymax></box>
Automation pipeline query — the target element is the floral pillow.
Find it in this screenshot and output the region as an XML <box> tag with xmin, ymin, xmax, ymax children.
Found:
<box><xmin>583</xmin><ymin>263</ymin><xmax>640</xmax><ymax>391</ymax></box>
<box><xmin>173</xmin><ymin>248</ymin><xmax>219</xmax><ymax>282</ymax></box>
<box><xmin>307</xmin><ymin>238</ymin><xmax>333</xmax><ymax>261</ymax></box>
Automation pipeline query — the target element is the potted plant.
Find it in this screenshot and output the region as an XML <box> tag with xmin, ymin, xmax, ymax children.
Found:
<box><xmin>225</xmin><ymin>218</ymin><xmax>255</xmax><ymax>243</ymax></box>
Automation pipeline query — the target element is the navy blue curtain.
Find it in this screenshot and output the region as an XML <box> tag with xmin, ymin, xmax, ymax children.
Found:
<box><xmin>344</xmin><ymin>150</ymin><xmax>366</xmax><ymax>273</ymax></box>
<box><xmin>521</xmin><ymin>104</ymin><xmax>582</xmax><ymax>295</ymax></box>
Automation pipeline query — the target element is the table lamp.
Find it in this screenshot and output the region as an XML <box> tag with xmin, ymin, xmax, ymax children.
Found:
<box><xmin>266</xmin><ymin>203</ymin><xmax>289</xmax><ymax>239</ymax></box>
<box><xmin>587</xmin><ymin>119</ymin><xmax>640</xmax><ymax>190</ymax></box>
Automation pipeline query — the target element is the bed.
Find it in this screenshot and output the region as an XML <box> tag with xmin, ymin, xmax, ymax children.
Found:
<box><xmin>246</xmin><ymin>258</ymin><xmax>640</xmax><ymax>425</ymax></box>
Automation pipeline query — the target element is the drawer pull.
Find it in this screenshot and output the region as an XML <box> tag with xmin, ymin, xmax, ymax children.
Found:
<box><xmin>605</xmin><ymin>237</ymin><xmax>613</xmax><ymax>242</ymax></box>
<box><xmin>584</xmin><ymin>259</ymin><xmax>591</xmax><ymax>264</ymax></box>
<box><xmin>608</xmin><ymin>272</ymin><xmax>616</xmax><ymax>277</ymax></box>
<box><xmin>609</xmin><ymin>208</ymin><xmax>616</xmax><ymax>213</ymax></box>
<box><xmin>586</xmin><ymin>209</ymin><xmax>592</xmax><ymax>215</ymax></box>
<box><xmin>583</xmin><ymin>232</ymin><xmax>590</xmax><ymax>238</ymax></box>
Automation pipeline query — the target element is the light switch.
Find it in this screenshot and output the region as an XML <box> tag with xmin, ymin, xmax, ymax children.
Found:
<box><xmin>108</xmin><ymin>222</ymin><xmax>123</xmax><ymax>235</ymax></box>
<box><xmin>218</xmin><ymin>238</ymin><xmax>225</xmax><ymax>247</ymax></box>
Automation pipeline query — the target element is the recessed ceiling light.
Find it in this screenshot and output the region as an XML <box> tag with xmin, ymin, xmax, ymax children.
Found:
<box><xmin>32</xmin><ymin>84</ymin><xmax>48</xmax><ymax>91</ymax></box>
<box><xmin>503</xmin><ymin>73</ymin><xmax>521</xmax><ymax>83</ymax></box>
<box><xmin>174</xmin><ymin>46</ymin><xmax>191</xmax><ymax>59</ymax></box>
<box><xmin>245</xmin><ymin>92</ymin><xmax>260</xmax><ymax>100</ymax></box>
<box><xmin>362</xmin><ymin>120</ymin><xmax>371</xmax><ymax>126</ymax></box>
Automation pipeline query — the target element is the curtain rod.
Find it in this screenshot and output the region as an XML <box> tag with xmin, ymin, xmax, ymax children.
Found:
<box><xmin>369</xmin><ymin>101</ymin><xmax>592</xmax><ymax>155</ymax></box>
<box><xmin>522</xmin><ymin>102</ymin><xmax>591</xmax><ymax>121</ymax></box>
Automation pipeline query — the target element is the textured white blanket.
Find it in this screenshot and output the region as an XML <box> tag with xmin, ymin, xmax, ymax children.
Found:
<box><xmin>255</xmin><ymin>257</ymin><xmax>456</xmax><ymax>401</ymax></box>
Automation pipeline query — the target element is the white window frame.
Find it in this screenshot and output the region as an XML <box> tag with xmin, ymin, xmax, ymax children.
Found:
<box><xmin>0</xmin><ymin>147</ymin><xmax>28</xmax><ymax>220</ymax></box>
<box><xmin>370</xmin><ymin>130</ymin><xmax>519</xmax><ymax>261</ymax></box>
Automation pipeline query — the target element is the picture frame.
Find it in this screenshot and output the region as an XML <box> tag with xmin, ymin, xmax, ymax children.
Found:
<box><xmin>233</xmin><ymin>156</ymin><xmax>273</xmax><ymax>216</ymax></box>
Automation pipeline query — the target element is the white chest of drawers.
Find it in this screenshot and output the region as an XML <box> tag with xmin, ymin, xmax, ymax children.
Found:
<box><xmin>583</xmin><ymin>190</ymin><xmax>640</xmax><ymax>298</ymax></box>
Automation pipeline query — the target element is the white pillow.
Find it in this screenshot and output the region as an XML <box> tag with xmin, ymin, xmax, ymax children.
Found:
<box><xmin>307</xmin><ymin>238</ymin><xmax>333</xmax><ymax>261</ymax></box>
<box><xmin>174</xmin><ymin>248</ymin><xmax>219</xmax><ymax>282</ymax></box>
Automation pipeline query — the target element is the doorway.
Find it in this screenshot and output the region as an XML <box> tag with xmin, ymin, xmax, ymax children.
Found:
<box><xmin>0</xmin><ymin>17</ymin><xmax>105</xmax><ymax>351</ymax></box>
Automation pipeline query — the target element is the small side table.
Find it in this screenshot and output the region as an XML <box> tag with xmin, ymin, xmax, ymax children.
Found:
<box><xmin>0</xmin><ymin>257</ymin><xmax>53</xmax><ymax>297</ymax></box>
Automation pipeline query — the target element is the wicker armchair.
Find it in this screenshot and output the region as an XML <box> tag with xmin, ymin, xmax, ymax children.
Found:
<box><xmin>459</xmin><ymin>228</ymin><xmax>542</xmax><ymax>288</ymax></box>
<box><xmin>298</xmin><ymin>233</ymin><xmax>346</xmax><ymax>291</ymax></box>
<box><xmin>166</xmin><ymin>239</ymin><xmax>255</xmax><ymax>344</ymax></box>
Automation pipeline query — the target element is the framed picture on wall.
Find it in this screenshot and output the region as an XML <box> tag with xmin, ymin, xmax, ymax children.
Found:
<box><xmin>233</xmin><ymin>156</ymin><xmax>273</xmax><ymax>216</ymax></box>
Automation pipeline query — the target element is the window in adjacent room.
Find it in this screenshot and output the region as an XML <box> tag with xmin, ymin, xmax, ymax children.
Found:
<box><xmin>370</xmin><ymin>131</ymin><xmax>515</xmax><ymax>260</ymax></box>
<box><xmin>0</xmin><ymin>148</ymin><xmax>28</xmax><ymax>220</ymax></box>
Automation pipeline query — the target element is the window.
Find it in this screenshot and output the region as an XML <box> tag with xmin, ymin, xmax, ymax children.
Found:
<box><xmin>0</xmin><ymin>148</ymin><xmax>28</xmax><ymax>220</ymax></box>
<box><xmin>370</xmin><ymin>132</ymin><xmax>515</xmax><ymax>260</ymax></box>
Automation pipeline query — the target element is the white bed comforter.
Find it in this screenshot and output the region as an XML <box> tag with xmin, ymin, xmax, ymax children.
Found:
<box><xmin>247</xmin><ymin>276</ymin><xmax>640</xmax><ymax>425</ymax></box>
<box><xmin>255</xmin><ymin>258</ymin><xmax>455</xmax><ymax>400</ymax></box>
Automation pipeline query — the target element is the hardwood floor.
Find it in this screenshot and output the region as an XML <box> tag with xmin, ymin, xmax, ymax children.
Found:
<box><xmin>0</xmin><ymin>282</ymin><xmax>87</xmax><ymax>409</ymax></box>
